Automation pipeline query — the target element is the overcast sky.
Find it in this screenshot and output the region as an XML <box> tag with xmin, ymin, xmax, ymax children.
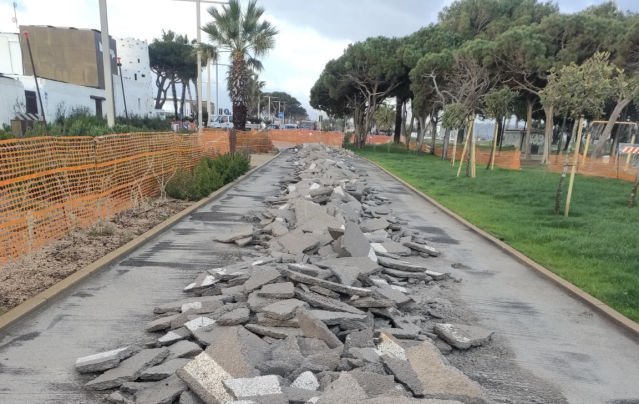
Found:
<box><xmin>1</xmin><ymin>0</ymin><xmax>639</xmax><ymax>118</ymax></box>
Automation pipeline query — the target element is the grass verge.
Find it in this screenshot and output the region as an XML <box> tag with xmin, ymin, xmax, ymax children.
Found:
<box><xmin>349</xmin><ymin>143</ymin><xmax>639</xmax><ymax>323</ymax></box>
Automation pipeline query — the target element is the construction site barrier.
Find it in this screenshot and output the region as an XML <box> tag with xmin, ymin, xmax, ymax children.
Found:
<box><xmin>268</xmin><ymin>130</ymin><xmax>343</xmax><ymax>148</ymax></box>
<box><xmin>547</xmin><ymin>154</ymin><xmax>639</xmax><ymax>182</ymax></box>
<box><xmin>409</xmin><ymin>143</ymin><xmax>522</xmax><ymax>170</ymax></box>
<box><xmin>366</xmin><ymin>135</ymin><xmax>394</xmax><ymax>145</ymax></box>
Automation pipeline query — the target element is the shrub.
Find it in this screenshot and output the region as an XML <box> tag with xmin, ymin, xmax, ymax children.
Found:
<box><xmin>208</xmin><ymin>152</ymin><xmax>251</xmax><ymax>184</ymax></box>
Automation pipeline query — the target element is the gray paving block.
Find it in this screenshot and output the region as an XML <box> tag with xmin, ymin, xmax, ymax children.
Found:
<box><xmin>295</xmin><ymin>290</ymin><xmax>366</xmax><ymax>315</ymax></box>
<box><xmin>215</xmin><ymin>225</ymin><xmax>254</xmax><ymax>243</ymax></box>
<box><xmin>154</xmin><ymin>297</ymin><xmax>225</xmax><ymax>315</ymax></box>
<box><xmin>381</xmin><ymin>354</ymin><xmax>424</xmax><ymax>396</ymax></box>
<box><xmin>308</xmin><ymin>285</ymin><xmax>340</xmax><ymax>299</ymax></box>
<box><xmin>371</xmin><ymin>242</ymin><xmax>411</xmax><ymax>256</ymax></box>
<box><xmin>184</xmin><ymin>273</ymin><xmax>221</xmax><ymax>294</ymax></box>
<box><xmin>314</xmin><ymin>257</ymin><xmax>380</xmax><ymax>276</ymax></box>
<box><xmin>243</xmin><ymin>268</ymin><xmax>281</xmax><ymax>294</ymax></box>
<box><xmin>224</xmin><ymin>375</ymin><xmax>282</xmax><ymax>398</ymax></box>
<box><xmin>158</xmin><ymin>327</ymin><xmax>192</xmax><ymax>346</ymax></box>
<box><xmin>75</xmin><ymin>346</ymin><xmax>136</xmax><ymax>373</ymax></box>
<box><xmin>341</xmin><ymin>223</ymin><xmax>375</xmax><ymax>259</ymax></box>
<box><xmin>205</xmin><ymin>326</ymin><xmax>269</xmax><ymax>378</ymax></box>
<box><xmin>263</xmin><ymin>299</ymin><xmax>308</xmax><ymax>321</ymax></box>
<box><xmin>307</xmin><ymin>310</ymin><xmax>368</xmax><ymax>326</ymax></box>
<box><xmin>349</xmin><ymin>371</ymin><xmax>398</xmax><ymax>398</ymax></box>
<box><xmin>344</xmin><ymin>328</ymin><xmax>375</xmax><ymax>350</ymax></box>
<box><xmin>146</xmin><ymin>313</ymin><xmax>183</xmax><ymax>332</ymax></box>
<box><xmin>382</xmin><ymin>268</ymin><xmax>430</xmax><ymax>280</ymax></box>
<box><xmin>283</xmin><ymin>386</ymin><xmax>318</xmax><ymax>404</ymax></box>
<box><xmin>247</xmin><ymin>291</ymin><xmax>281</xmax><ymax>313</ymax></box>
<box><xmin>360</xmin><ymin>218</ymin><xmax>389</xmax><ymax>233</ymax></box>
<box><xmin>217</xmin><ymin>308</ymin><xmax>251</xmax><ymax>326</ymax></box>
<box><xmin>179</xmin><ymin>390</ymin><xmax>205</xmax><ymax>404</ymax></box>
<box><xmin>278</xmin><ymin>231</ymin><xmax>320</xmax><ymax>255</ymax></box>
<box><xmin>85</xmin><ymin>348</ymin><xmax>169</xmax><ymax>390</ymax></box>
<box><xmin>135</xmin><ymin>374</ymin><xmax>188</xmax><ymax>404</ymax></box>
<box><xmin>283</xmin><ymin>269</ymin><xmax>371</xmax><ymax>296</ymax></box>
<box><xmin>291</xmin><ymin>371</ymin><xmax>320</xmax><ymax>391</ymax></box>
<box><xmin>245</xmin><ymin>324</ymin><xmax>303</xmax><ymax>339</ymax></box>
<box><xmin>377</xmin><ymin>257</ymin><xmax>428</xmax><ymax>273</ymax></box>
<box><xmin>294</xmin><ymin>199</ymin><xmax>327</xmax><ymax>224</ymax></box>
<box><xmin>350</xmin><ymin>296</ymin><xmax>395</xmax><ymax>308</ymax></box>
<box><xmin>176</xmin><ymin>352</ymin><xmax>234</xmax><ymax>404</ymax></box>
<box><xmin>258</xmin><ymin>282</ymin><xmax>295</xmax><ymax>299</ymax></box>
<box><xmin>403</xmin><ymin>241</ymin><xmax>441</xmax><ymax>256</ymax></box>
<box><xmin>374</xmin><ymin>286</ymin><xmax>411</xmax><ymax>306</ymax></box>
<box><xmin>169</xmin><ymin>340</ymin><xmax>203</xmax><ymax>359</ymax></box>
<box><xmin>433</xmin><ymin>324</ymin><xmax>493</xmax><ymax>349</ymax></box>
<box><xmin>141</xmin><ymin>358</ymin><xmax>192</xmax><ymax>381</ymax></box>
<box><xmin>317</xmin><ymin>372</ymin><xmax>367</xmax><ymax>403</ymax></box>
<box><xmin>297</xmin><ymin>309</ymin><xmax>343</xmax><ymax>349</ymax></box>
<box><xmin>256</xmin><ymin>313</ymin><xmax>300</xmax><ymax>328</ymax></box>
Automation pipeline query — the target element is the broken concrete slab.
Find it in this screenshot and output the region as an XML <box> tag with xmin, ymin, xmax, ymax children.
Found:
<box><xmin>382</xmin><ymin>268</ymin><xmax>430</xmax><ymax>280</ymax></box>
<box><xmin>75</xmin><ymin>346</ymin><xmax>136</xmax><ymax>374</ymax></box>
<box><xmin>169</xmin><ymin>340</ymin><xmax>203</xmax><ymax>359</ymax></box>
<box><xmin>85</xmin><ymin>348</ymin><xmax>169</xmax><ymax>390</ymax></box>
<box><xmin>140</xmin><ymin>358</ymin><xmax>191</xmax><ymax>381</ymax></box>
<box><xmin>270</xmin><ymin>222</ymin><xmax>289</xmax><ymax>237</ymax></box>
<box><xmin>403</xmin><ymin>242</ymin><xmax>440</xmax><ymax>257</ymax></box>
<box><xmin>146</xmin><ymin>314</ymin><xmax>183</xmax><ymax>333</ymax></box>
<box><xmin>377</xmin><ymin>257</ymin><xmax>429</xmax><ymax>273</ymax></box>
<box><xmin>370</xmin><ymin>242</ymin><xmax>411</xmax><ymax>257</ymax></box>
<box><xmin>380</xmin><ymin>355</ymin><xmax>424</xmax><ymax>396</ymax></box>
<box><xmin>245</xmin><ymin>324</ymin><xmax>303</xmax><ymax>339</ymax></box>
<box><xmin>256</xmin><ymin>313</ymin><xmax>300</xmax><ymax>328</ymax></box>
<box><xmin>184</xmin><ymin>317</ymin><xmax>216</xmax><ymax>333</ymax></box>
<box><xmin>283</xmin><ymin>269</ymin><xmax>371</xmax><ymax>297</ymax></box>
<box><xmin>406</xmin><ymin>341</ymin><xmax>483</xmax><ymax>400</ymax></box>
<box><xmin>294</xmin><ymin>200</ymin><xmax>327</xmax><ymax>224</ymax></box>
<box><xmin>184</xmin><ymin>273</ymin><xmax>220</xmax><ymax>294</ymax></box>
<box><xmin>360</xmin><ymin>218</ymin><xmax>389</xmax><ymax>233</ymax></box>
<box><xmin>350</xmin><ymin>297</ymin><xmax>395</xmax><ymax>308</ymax></box>
<box><xmin>309</xmin><ymin>285</ymin><xmax>341</xmax><ymax>299</ymax></box>
<box><xmin>317</xmin><ymin>372</ymin><xmax>367</xmax><ymax>403</ymax></box>
<box><xmin>247</xmin><ymin>291</ymin><xmax>282</xmax><ymax>313</ymax></box>
<box><xmin>158</xmin><ymin>327</ymin><xmax>192</xmax><ymax>346</ymax></box>
<box><xmin>263</xmin><ymin>299</ymin><xmax>308</xmax><ymax>321</ymax></box>
<box><xmin>307</xmin><ymin>310</ymin><xmax>368</xmax><ymax>326</ymax></box>
<box><xmin>243</xmin><ymin>268</ymin><xmax>281</xmax><ymax>293</ymax></box>
<box><xmin>295</xmin><ymin>290</ymin><xmax>366</xmax><ymax>315</ymax></box>
<box><xmin>176</xmin><ymin>353</ymin><xmax>234</xmax><ymax>404</ymax></box>
<box><xmin>349</xmin><ymin>371</ymin><xmax>398</xmax><ymax>398</ymax></box>
<box><xmin>375</xmin><ymin>333</ymin><xmax>406</xmax><ymax>360</ymax></box>
<box><xmin>224</xmin><ymin>375</ymin><xmax>282</xmax><ymax>399</ymax></box>
<box><xmin>205</xmin><ymin>326</ymin><xmax>269</xmax><ymax>378</ymax></box>
<box><xmin>425</xmin><ymin>270</ymin><xmax>449</xmax><ymax>281</ymax></box>
<box><xmin>291</xmin><ymin>371</ymin><xmax>320</xmax><ymax>391</ymax></box>
<box><xmin>314</xmin><ymin>257</ymin><xmax>380</xmax><ymax>277</ymax></box>
<box><xmin>179</xmin><ymin>390</ymin><xmax>205</xmax><ymax>404</ymax></box>
<box><xmin>283</xmin><ymin>386</ymin><xmax>318</xmax><ymax>404</ymax></box>
<box><xmin>278</xmin><ymin>232</ymin><xmax>321</xmax><ymax>255</ymax></box>
<box><xmin>374</xmin><ymin>287</ymin><xmax>411</xmax><ymax>306</ymax></box>
<box><xmin>215</xmin><ymin>225</ymin><xmax>254</xmax><ymax>243</ymax></box>
<box><xmin>258</xmin><ymin>282</ymin><xmax>295</xmax><ymax>299</ymax></box>
<box><xmin>297</xmin><ymin>309</ymin><xmax>343</xmax><ymax>349</ymax></box>
<box><xmin>154</xmin><ymin>297</ymin><xmax>226</xmax><ymax>315</ymax></box>
<box><xmin>325</xmin><ymin>264</ymin><xmax>365</xmax><ymax>287</ymax></box>
<box><xmin>433</xmin><ymin>324</ymin><xmax>493</xmax><ymax>349</ymax></box>
<box><xmin>341</xmin><ymin>223</ymin><xmax>375</xmax><ymax>260</ymax></box>
<box><xmin>217</xmin><ymin>308</ymin><xmax>251</xmax><ymax>326</ymax></box>
<box><xmin>300</xmin><ymin>214</ymin><xmax>342</xmax><ymax>233</ymax></box>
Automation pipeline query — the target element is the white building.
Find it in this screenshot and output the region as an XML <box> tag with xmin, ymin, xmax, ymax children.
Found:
<box><xmin>0</xmin><ymin>28</ymin><xmax>156</xmax><ymax>127</ymax></box>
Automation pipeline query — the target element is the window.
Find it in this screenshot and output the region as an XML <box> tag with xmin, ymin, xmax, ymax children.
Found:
<box><xmin>138</xmin><ymin>98</ymin><xmax>141</xmax><ymax>110</ymax></box>
<box><xmin>141</xmin><ymin>74</ymin><xmax>145</xmax><ymax>78</ymax></box>
<box><xmin>134</xmin><ymin>74</ymin><xmax>137</xmax><ymax>81</ymax></box>
<box><xmin>25</xmin><ymin>91</ymin><xmax>38</xmax><ymax>114</ymax></box>
<box><xmin>95</xmin><ymin>99</ymin><xmax>103</xmax><ymax>118</ymax></box>
<box><xmin>138</xmin><ymin>59</ymin><xmax>140</xmax><ymax>63</ymax></box>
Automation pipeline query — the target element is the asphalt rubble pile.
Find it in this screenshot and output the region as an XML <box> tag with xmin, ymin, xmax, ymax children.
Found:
<box><xmin>77</xmin><ymin>143</ymin><xmax>494</xmax><ymax>404</ymax></box>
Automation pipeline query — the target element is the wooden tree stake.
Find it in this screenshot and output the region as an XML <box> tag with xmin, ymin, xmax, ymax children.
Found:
<box><xmin>565</xmin><ymin>116</ymin><xmax>584</xmax><ymax>217</ymax></box>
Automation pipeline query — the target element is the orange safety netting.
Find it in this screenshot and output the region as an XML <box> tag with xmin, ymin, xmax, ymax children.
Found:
<box><xmin>547</xmin><ymin>154</ymin><xmax>639</xmax><ymax>182</ymax></box>
<box><xmin>409</xmin><ymin>143</ymin><xmax>522</xmax><ymax>170</ymax></box>
<box><xmin>366</xmin><ymin>135</ymin><xmax>394</xmax><ymax>145</ymax></box>
<box><xmin>268</xmin><ymin>130</ymin><xmax>343</xmax><ymax>148</ymax></box>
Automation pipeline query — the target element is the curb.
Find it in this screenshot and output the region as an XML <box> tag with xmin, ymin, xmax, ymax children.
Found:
<box><xmin>366</xmin><ymin>159</ymin><xmax>639</xmax><ymax>342</ymax></box>
<box><xmin>0</xmin><ymin>152</ymin><xmax>279</xmax><ymax>334</ymax></box>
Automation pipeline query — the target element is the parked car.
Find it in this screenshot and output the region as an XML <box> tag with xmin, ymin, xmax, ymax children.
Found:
<box><xmin>283</xmin><ymin>124</ymin><xmax>299</xmax><ymax>130</ymax></box>
<box><xmin>265</xmin><ymin>124</ymin><xmax>280</xmax><ymax>130</ymax></box>
<box><xmin>211</xmin><ymin>115</ymin><xmax>233</xmax><ymax>129</ymax></box>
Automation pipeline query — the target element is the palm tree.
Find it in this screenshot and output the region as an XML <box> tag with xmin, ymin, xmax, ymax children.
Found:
<box><xmin>246</xmin><ymin>72</ymin><xmax>266</xmax><ymax>118</ymax></box>
<box><xmin>200</xmin><ymin>0</ymin><xmax>278</xmax><ymax>130</ymax></box>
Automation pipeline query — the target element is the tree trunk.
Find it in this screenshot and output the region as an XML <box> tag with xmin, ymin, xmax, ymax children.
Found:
<box><xmin>629</xmin><ymin>172</ymin><xmax>639</xmax><ymax>208</ymax></box>
<box><xmin>557</xmin><ymin>115</ymin><xmax>567</xmax><ymax>156</ymax></box>
<box><xmin>155</xmin><ymin>76</ymin><xmax>168</xmax><ymax>109</ymax></box>
<box><xmin>430</xmin><ymin>116</ymin><xmax>437</xmax><ymax>155</ymax></box>
<box><xmin>193</xmin><ymin>78</ymin><xmax>200</xmax><ymax>127</ymax></box>
<box><xmin>591</xmin><ymin>98</ymin><xmax>631</xmax><ymax>159</ymax></box>
<box><xmin>442</xmin><ymin>128</ymin><xmax>450</xmax><ymax>160</ymax></box>
<box><xmin>541</xmin><ymin>106</ymin><xmax>553</xmax><ymax>165</ymax></box>
<box><xmin>525</xmin><ymin>99</ymin><xmax>533</xmax><ymax>160</ymax></box>
<box><xmin>171</xmin><ymin>80</ymin><xmax>179</xmax><ymax>119</ymax></box>
<box><xmin>416</xmin><ymin>116</ymin><xmax>426</xmax><ymax>155</ymax></box>
<box><xmin>394</xmin><ymin>97</ymin><xmax>403</xmax><ymax>143</ymax></box>
<box><xmin>230</xmin><ymin>53</ymin><xmax>248</xmax><ymax>130</ymax></box>
<box><xmin>179</xmin><ymin>81</ymin><xmax>187</xmax><ymax>121</ymax></box>
<box><xmin>554</xmin><ymin>121</ymin><xmax>577</xmax><ymax>215</ymax></box>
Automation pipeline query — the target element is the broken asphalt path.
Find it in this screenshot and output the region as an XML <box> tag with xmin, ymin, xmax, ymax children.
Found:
<box><xmin>0</xmin><ymin>151</ymin><xmax>638</xmax><ymax>403</ymax></box>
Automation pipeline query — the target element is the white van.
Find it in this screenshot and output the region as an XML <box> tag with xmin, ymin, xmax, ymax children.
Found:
<box><xmin>211</xmin><ymin>115</ymin><xmax>233</xmax><ymax>129</ymax></box>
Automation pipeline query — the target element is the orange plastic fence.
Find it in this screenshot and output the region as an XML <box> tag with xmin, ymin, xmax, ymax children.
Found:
<box><xmin>547</xmin><ymin>154</ymin><xmax>639</xmax><ymax>182</ymax></box>
<box><xmin>268</xmin><ymin>130</ymin><xmax>343</xmax><ymax>148</ymax></box>
<box><xmin>366</xmin><ymin>135</ymin><xmax>394</xmax><ymax>145</ymax></box>
<box><xmin>409</xmin><ymin>143</ymin><xmax>522</xmax><ymax>170</ymax></box>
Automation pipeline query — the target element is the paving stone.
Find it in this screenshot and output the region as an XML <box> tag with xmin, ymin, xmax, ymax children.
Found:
<box><xmin>215</xmin><ymin>225</ymin><xmax>254</xmax><ymax>243</ymax></box>
<box><xmin>382</xmin><ymin>268</ymin><xmax>430</xmax><ymax>280</ymax></box>
<box><xmin>377</xmin><ymin>328</ymin><xmax>421</xmax><ymax>339</ymax></box>
<box><xmin>184</xmin><ymin>273</ymin><xmax>221</xmax><ymax>294</ymax></box>
<box><xmin>158</xmin><ymin>327</ymin><xmax>192</xmax><ymax>346</ymax></box>
<box><xmin>258</xmin><ymin>282</ymin><xmax>295</xmax><ymax>298</ymax></box>
<box><xmin>291</xmin><ymin>371</ymin><xmax>320</xmax><ymax>391</ymax></box>
<box><xmin>75</xmin><ymin>346</ymin><xmax>136</xmax><ymax>373</ymax></box>
<box><xmin>295</xmin><ymin>290</ymin><xmax>366</xmax><ymax>315</ymax></box>
<box><xmin>283</xmin><ymin>269</ymin><xmax>371</xmax><ymax>296</ymax></box>
<box><xmin>374</xmin><ymin>286</ymin><xmax>411</xmax><ymax>306</ymax></box>
<box><xmin>341</xmin><ymin>223</ymin><xmax>376</xmax><ymax>261</ymax></box>
<box><xmin>381</xmin><ymin>354</ymin><xmax>424</xmax><ymax>396</ymax></box>
<box><xmin>205</xmin><ymin>326</ymin><xmax>269</xmax><ymax>378</ymax></box>
<box><xmin>263</xmin><ymin>299</ymin><xmax>308</xmax><ymax>320</ymax></box>
<box><xmin>278</xmin><ymin>232</ymin><xmax>321</xmax><ymax>255</ymax></box>
<box><xmin>301</xmin><ymin>350</ymin><xmax>341</xmax><ymax>372</ymax></box>
<box><xmin>314</xmin><ymin>257</ymin><xmax>380</xmax><ymax>277</ymax></box>
<box><xmin>425</xmin><ymin>270</ymin><xmax>449</xmax><ymax>281</ymax></box>
<box><xmin>307</xmin><ymin>310</ymin><xmax>368</xmax><ymax>326</ymax></box>
<box><xmin>403</xmin><ymin>241</ymin><xmax>441</xmax><ymax>256</ymax></box>
<box><xmin>377</xmin><ymin>257</ymin><xmax>428</xmax><ymax>273</ymax></box>
<box><xmin>360</xmin><ymin>218</ymin><xmax>389</xmax><ymax>233</ymax></box>
<box><xmin>433</xmin><ymin>324</ymin><xmax>493</xmax><ymax>349</ymax></box>
<box><xmin>308</xmin><ymin>285</ymin><xmax>340</xmax><ymax>299</ymax></box>
<box><xmin>179</xmin><ymin>390</ymin><xmax>205</xmax><ymax>404</ymax></box>
<box><xmin>176</xmin><ymin>352</ymin><xmax>234</xmax><ymax>404</ymax></box>
<box><xmin>284</xmin><ymin>386</ymin><xmax>318</xmax><ymax>404</ymax></box>
<box><xmin>217</xmin><ymin>308</ymin><xmax>251</xmax><ymax>326</ymax></box>
<box><xmin>375</xmin><ymin>333</ymin><xmax>406</xmax><ymax>360</ymax></box>
<box><xmin>325</xmin><ymin>263</ymin><xmax>365</xmax><ymax>286</ymax></box>
<box><xmin>296</xmin><ymin>337</ymin><xmax>331</xmax><ymax>356</ymax></box>
<box><xmin>349</xmin><ymin>371</ymin><xmax>398</xmax><ymax>398</ymax></box>
<box><xmin>287</xmin><ymin>263</ymin><xmax>322</xmax><ymax>277</ymax></box>
<box><xmin>141</xmin><ymin>358</ymin><xmax>192</xmax><ymax>381</ymax></box>
<box><xmin>235</xmin><ymin>236</ymin><xmax>253</xmax><ymax>247</ymax></box>
<box><xmin>245</xmin><ymin>324</ymin><xmax>304</xmax><ymax>339</ymax></box>
<box><xmin>247</xmin><ymin>291</ymin><xmax>281</xmax><ymax>313</ymax></box>
<box><xmin>344</xmin><ymin>328</ymin><xmax>375</xmax><ymax>351</ymax></box>
<box><xmin>185</xmin><ymin>317</ymin><xmax>216</xmax><ymax>332</ymax></box>
<box><xmin>370</xmin><ymin>242</ymin><xmax>411</xmax><ymax>256</ymax></box>
<box><xmin>300</xmin><ymin>214</ymin><xmax>342</xmax><ymax>233</ymax></box>
<box><xmin>317</xmin><ymin>372</ymin><xmax>367</xmax><ymax>403</ymax></box>
<box><xmin>86</xmin><ymin>348</ymin><xmax>169</xmax><ymax>390</ymax></box>
<box><xmin>270</xmin><ymin>335</ymin><xmax>305</xmax><ymax>367</ymax></box>
<box><xmin>243</xmin><ymin>268</ymin><xmax>281</xmax><ymax>293</ymax></box>
<box><xmin>154</xmin><ymin>297</ymin><xmax>226</xmax><ymax>315</ymax></box>
<box><xmin>270</xmin><ymin>222</ymin><xmax>289</xmax><ymax>237</ymax></box>
<box><xmin>297</xmin><ymin>309</ymin><xmax>343</xmax><ymax>349</ymax></box>
<box><xmin>146</xmin><ymin>313</ymin><xmax>183</xmax><ymax>332</ymax></box>
<box><xmin>350</xmin><ymin>296</ymin><xmax>395</xmax><ymax>308</ymax></box>
<box><xmin>406</xmin><ymin>341</ymin><xmax>483</xmax><ymax>399</ymax></box>
<box><xmin>256</xmin><ymin>313</ymin><xmax>300</xmax><ymax>328</ymax></box>
<box><xmin>224</xmin><ymin>375</ymin><xmax>282</xmax><ymax>398</ymax></box>
<box><xmin>294</xmin><ymin>200</ymin><xmax>327</xmax><ymax>224</ymax></box>
<box><xmin>169</xmin><ymin>340</ymin><xmax>203</xmax><ymax>359</ymax></box>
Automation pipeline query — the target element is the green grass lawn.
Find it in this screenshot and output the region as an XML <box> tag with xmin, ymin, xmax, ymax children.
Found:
<box><xmin>349</xmin><ymin>143</ymin><xmax>639</xmax><ymax>323</ymax></box>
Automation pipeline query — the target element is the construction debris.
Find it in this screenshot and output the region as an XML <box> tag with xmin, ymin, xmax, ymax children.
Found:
<box><xmin>77</xmin><ymin>144</ymin><xmax>491</xmax><ymax>403</ymax></box>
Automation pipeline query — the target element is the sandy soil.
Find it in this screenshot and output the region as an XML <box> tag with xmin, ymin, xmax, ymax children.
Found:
<box><xmin>0</xmin><ymin>198</ymin><xmax>193</xmax><ymax>313</ymax></box>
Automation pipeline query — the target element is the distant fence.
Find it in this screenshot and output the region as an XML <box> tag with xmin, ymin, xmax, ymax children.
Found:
<box><xmin>0</xmin><ymin>128</ymin><xmax>339</xmax><ymax>265</ymax></box>
<box><xmin>410</xmin><ymin>143</ymin><xmax>522</xmax><ymax>170</ymax></box>
<box><xmin>547</xmin><ymin>154</ymin><xmax>639</xmax><ymax>182</ymax></box>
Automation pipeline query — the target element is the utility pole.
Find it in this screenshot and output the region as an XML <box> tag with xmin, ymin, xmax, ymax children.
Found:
<box><xmin>23</xmin><ymin>31</ymin><xmax>48</xmax><ymax>136</ymax></box>
<box><xmin>99</xmin><ymin>0</ymin><xmax>115</xmax><ymax>127</ymax></box>
<box><xmin>117</xmin><ymin>57</ymin><xmax>130</xmax><ymax>132</ymax></box>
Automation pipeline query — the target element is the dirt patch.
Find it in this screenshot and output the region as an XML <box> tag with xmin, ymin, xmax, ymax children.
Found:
<box><xmin>0</xmin><ymin>198</ymin><xmax>193</xmax><ymax>313</ymax></box>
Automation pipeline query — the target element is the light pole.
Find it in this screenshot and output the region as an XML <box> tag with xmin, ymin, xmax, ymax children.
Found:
<box><xmin>99</xmin><ymin>0</ymin><xmax>115</xmax><ymax>127</ymax></box>
<box><xmin>117</xmin><ymin>57</ymin><xmax>130</xmax><ymax>132</ymax></box>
